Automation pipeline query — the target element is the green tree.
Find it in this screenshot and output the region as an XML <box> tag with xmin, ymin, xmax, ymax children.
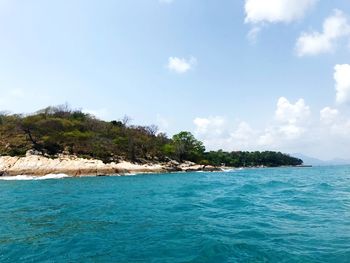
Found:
<box><xmin>0</xmin><ymin>105</ymin><xmax>303</xmax><ymax>166</ymax></box>
<box><xmin>172</xmin><ymin>131</ymin><xmax>205</xmax><ymax>162</ymax></box>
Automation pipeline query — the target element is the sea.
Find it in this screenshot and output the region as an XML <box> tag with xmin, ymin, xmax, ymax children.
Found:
<box><xmin>1</xmin><ymin>166</ymin><xmax>350</xmax><ymax>262</ymax></box>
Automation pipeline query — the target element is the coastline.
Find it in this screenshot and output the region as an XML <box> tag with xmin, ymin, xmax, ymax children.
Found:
<box><xmin>0</xmin><ymin>154</ymin><xmax>221</xmax><ymax>177</ymax></box>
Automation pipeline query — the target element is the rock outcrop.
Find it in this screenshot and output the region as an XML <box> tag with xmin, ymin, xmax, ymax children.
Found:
<box><xmin>0</xmin><ymin>154</ymin><xmax>222</xmax><ymax>177</ymax></box>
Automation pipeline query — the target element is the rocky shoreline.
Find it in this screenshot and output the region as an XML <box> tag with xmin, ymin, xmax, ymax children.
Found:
<box><xmin>0</xmin><ymin>154</ymin><xmax>221</xmax><ymax>177</ymax></box>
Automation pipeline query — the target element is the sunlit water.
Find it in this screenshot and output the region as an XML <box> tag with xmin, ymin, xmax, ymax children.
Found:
<box><xmin>1</xmin><ymin>166</ymin><xmax>350</xmax><ymax>262</ymax></box>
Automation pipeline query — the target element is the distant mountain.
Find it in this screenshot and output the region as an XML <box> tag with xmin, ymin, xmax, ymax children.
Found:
<box><xmin>328</xmin><ymin>158</ymin><xmax>350</xmax><ymax>166</ymax></box>
<box><xmin>294</xmin><ymin>153</ymin><xmax>350</xmax><ymax>166</ymax></box>
<box><xmin>293</xmin><ymin>154</ymin><xmax>326</xmax><ymax>166</ymax></box>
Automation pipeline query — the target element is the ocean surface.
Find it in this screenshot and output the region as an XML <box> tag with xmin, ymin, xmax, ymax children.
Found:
<box><xmin>1</xmin><ymin>166</ymin><xmax>350</xmax><ymax>262</ymax></box>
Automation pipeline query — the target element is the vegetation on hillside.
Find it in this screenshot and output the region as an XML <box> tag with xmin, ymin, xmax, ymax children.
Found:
<box><xmin>0</xmin><ymin>105</ymin><xmax>303</xmax><ymax>167</ymax></box>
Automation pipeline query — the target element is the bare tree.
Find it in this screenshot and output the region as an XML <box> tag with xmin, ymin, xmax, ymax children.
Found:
<box><xmin>145</xmin><ymin>125</ymin><xmax>159</xmax><ymax>136</ymax></box>
<box><xmin>121</xmin><ymin>115</ymin><xmax>132</xmax><ymax>126</ymax></box>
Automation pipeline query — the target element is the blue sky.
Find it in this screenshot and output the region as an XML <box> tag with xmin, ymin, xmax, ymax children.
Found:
<box><xmin>0</xmin><ymin>0</ymin><xmax>350</xmax><ymax>159</ymax></box>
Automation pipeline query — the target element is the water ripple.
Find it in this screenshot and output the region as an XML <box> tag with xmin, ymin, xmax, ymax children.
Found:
<box><xmin>1</xmin><ymin>166</ymin><xmax>350</xmax><ymax>262</ymax></box>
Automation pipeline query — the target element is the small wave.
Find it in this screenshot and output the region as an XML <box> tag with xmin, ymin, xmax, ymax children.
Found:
<box><xmin>124</xmin><ymin>173</ymin><xmax>137</xmax><ymax>176</ymax></box>
<box><xmin>37</xmin><ymin>174</ymin><xmax>70</xmax><ymax>180</ymax></box>
<box><xmin>0</xmin><ymin>174</ymin><xmax>70</xmax><ymax>181</ymax></box>
<box><xmin>222</xmin><ymin>168</ymin><xmax>238</xmax><ymax>173</ymax></box>
<box><xmin>0</xmin><ymin>175</ymin><xmax>36</xmax><ymax>181</ymax></box>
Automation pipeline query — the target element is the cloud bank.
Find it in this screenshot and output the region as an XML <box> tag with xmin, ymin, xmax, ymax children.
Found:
<box><xmin>192</xmin><ymin>65</ymin><xmax>350</xmax><ymax>159</ymax></box>
<box><xmin>296</xmin><ymin>10</ymin><xmax>350</xmax><ymax>56</ymax></box>
<box><xmin>244</xmin><ymin>0</ymin><xmax>317</xmax><ymax>24</ymax></box>
<box><xmin>244</xmin><ymin>0</ymin><xmax>317</xmax><ymax>41</ymax></box>
<box><xmin>334</xmin><ymin>64</ymin><xmax>350</xmax><ymax>104</ymax></box>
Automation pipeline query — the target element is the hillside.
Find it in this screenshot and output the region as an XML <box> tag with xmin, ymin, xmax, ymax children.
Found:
<box><xmin>0</xmin><ymin>105</ymin><xmax>303</xmax><ymax>167</ymax></box>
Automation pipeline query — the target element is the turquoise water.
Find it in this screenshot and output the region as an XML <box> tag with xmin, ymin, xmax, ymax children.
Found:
<box><xmin>1</xmin><ymin>167</ymin><xmax>350</xmax><ymax>262</ymax></box>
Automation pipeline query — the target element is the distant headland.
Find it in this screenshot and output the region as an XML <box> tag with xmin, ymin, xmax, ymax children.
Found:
<box><xmin>0</xmin><ymin>105</ymin><xmax>303</xmax><ymax>177</ymax></box>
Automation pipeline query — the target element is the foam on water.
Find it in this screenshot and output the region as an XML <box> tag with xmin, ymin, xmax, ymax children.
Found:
<box><xmin>222</xmin><ymin>168</ymin><xmax>236</xmax><ymax>172</ymax></box>
<box><xmin>37</xmin><ymin>173</ymin><xmax>70</xmax><ymax>180</ymax></box>
<box><xmin>0</xmin><ymin>173</ymin><xmax>70</xmax><ymax>180</ymax></box>
<box><xmin>222</xmin><ymin>167</ymin><xmax>245</xmax><ymax>172</ymax></box>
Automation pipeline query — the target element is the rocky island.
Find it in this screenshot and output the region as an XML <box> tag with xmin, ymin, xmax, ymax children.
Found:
<box><xmin>0</xmin><ymin>105</ymin><xmax>303</xmax><ymax>177</ymax></box>
<box><xmin>0</xmin><ymin>152</ymin><xmax>220</xmax><ymax>177</ymax></box>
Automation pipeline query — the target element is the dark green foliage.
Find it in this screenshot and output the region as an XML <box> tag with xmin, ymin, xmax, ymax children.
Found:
<box><xmin>203</xmin><ymin>150</ymin><xmax>303</xmax><ymax>167</ymax></box>
<box><xmin>172</xmin><ymin>131</ymin><xmax>205</xmax><ymax>162</ymax></box>
<box><xmin>0</xmin><ymin>105</ymin><xmax>303</xmax><ymax>166</ymax></box>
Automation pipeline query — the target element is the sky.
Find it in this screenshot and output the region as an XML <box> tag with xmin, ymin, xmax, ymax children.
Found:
<box><xmin>0</xmin><ymin>0</ymin><xmax>350</xmax><ymax>160</ymax></box>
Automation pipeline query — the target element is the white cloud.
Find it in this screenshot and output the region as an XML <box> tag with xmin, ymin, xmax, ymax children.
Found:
<box><xmin>193</xmin><ymin>117</ymin><xmax>258</xmax><ymax>151</ymax></box>
<box><xmin>230</xmin><ymin>122</ymin><xmax>254</xmax><ymax>141</ymax></box>
<box><xmin>320</xmin><ymin>107</ymin><xmax>339</xmax><ymax>125</ymax></box>
<box><xmin>193</xmin><ymin>117</ymin><xmax>211</xmax><ymax>133</ymax></box>
<box><xmin>193</xmin><ymin>97</ymin><xmax>312</xmax><ymax>153</ymax></box>
<box><xmin>275</xmin><ymin>97</ymin><xmax>310</xmax><ymax>124</ymax></box>
<box><xmin>259</xmin><ymin>97</ymin><xmax>311</xmax><ymax>144</ymax></box>
<box><xmin>229</xmin><ymin>122</ymin><xmax>258</xmax><ymax>149</ymax></box>
<box><xmin>320</xmin><ymin>106</ymin><xmax>350</xmax><ymax>137</ymax></box>
<box><xmin>245</xmin><ymin>0</ymin><xmax>316</xmax><ymax>24</ymax></box>
<box><xmin>167</xmin><ymin>56</ymin><xmax>196</xmax><ymax>74</ymax></box>
<box><xmin>193</xmin><ymin>116</ymin><xmax>232</xmax><ymax>150</ymax></box>
<box><xmin>334</xmin><ymin>64</ymin><xmax>350</xmax><ymax>104</ymax></box>
<box><xmin>258</xmin><ymin>128</ymin><xmax>275</xmax><ymax>146</ymax></box>
<box><xmin>279</xmin><ymin>124</ymin><xmax>306</xmax><ymax>139</ymax></box>
<box><xmin>296</xmin><ymin>10</ymin><xmax>350</xmax><ymax>56</ymax></box>
<box><xmin>191</xmin><ymin>64</ymin><xmax>350</xmax><ymax>159</ymax></box>
<box><xmin>191</xmin><ymin>95</ymin><xmax>350</xmax><ymax>159</ymax></box>
<box><xmin>194</xmin><ymin>116</ymin><xmax>226</xmax><ymax>135</ymax></box>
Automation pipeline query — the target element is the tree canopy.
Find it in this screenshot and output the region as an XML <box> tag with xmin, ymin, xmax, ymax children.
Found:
<box><xmin>0</xmin><ymin>105</ymin><xmax>303</xmax><ymax>167</ymax></box>
<box><xmin>172</xmin><ymin>131</ymin><xmax>205</xmax><ymax>162</ymax></box>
